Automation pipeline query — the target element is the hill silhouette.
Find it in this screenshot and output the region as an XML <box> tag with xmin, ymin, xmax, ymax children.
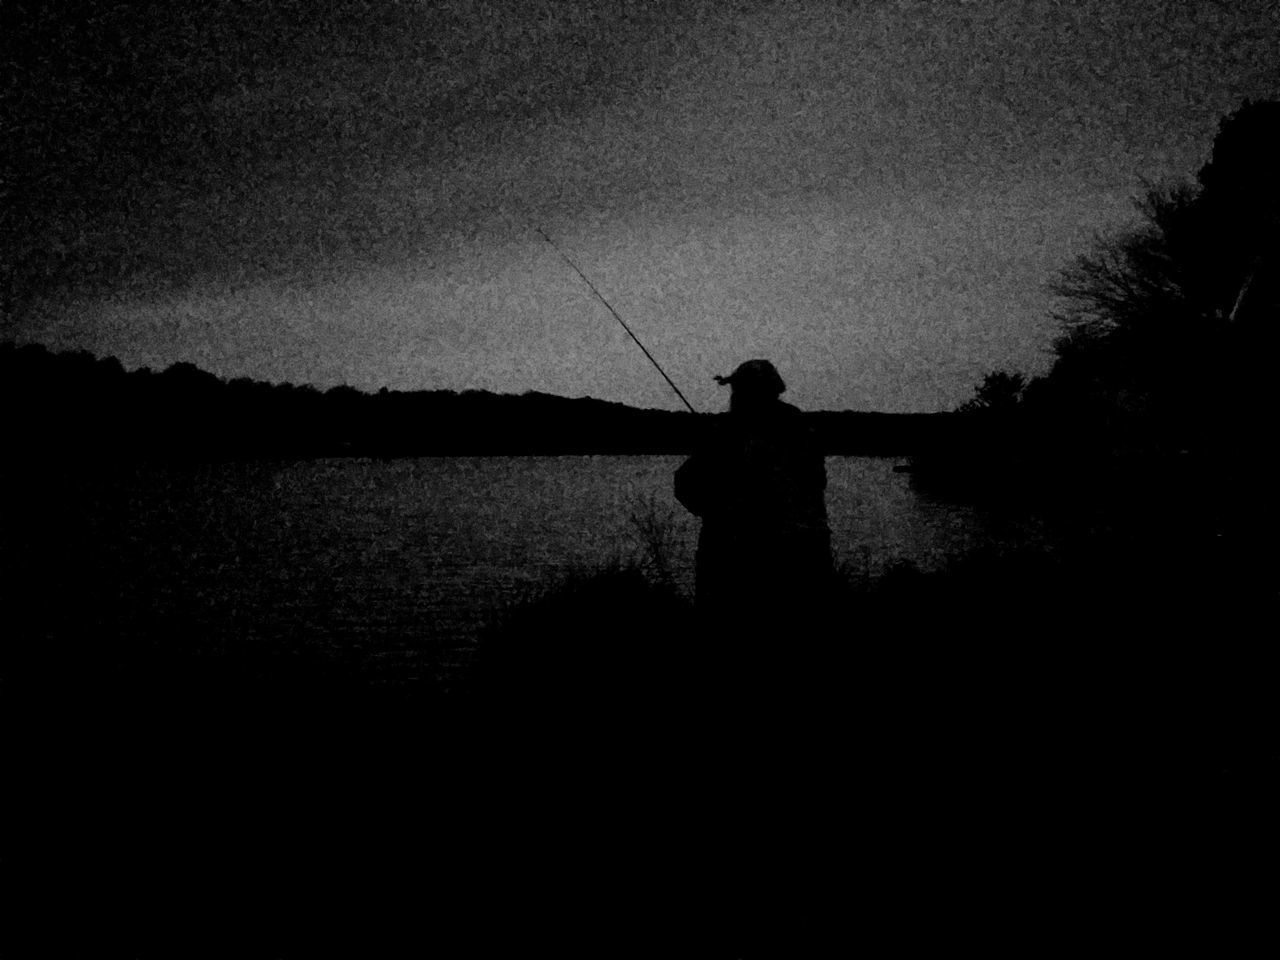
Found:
<box><xmin>1</xmin><ymin>341</ymin><xmax>953</xmax><ymax>458</ymax></box>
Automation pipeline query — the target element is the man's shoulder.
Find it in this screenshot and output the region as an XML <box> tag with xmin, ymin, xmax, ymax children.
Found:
<box><xmin>775</xmin><ymin>402</ymin><xmax>825</xmax><ymax>456</ymax></box>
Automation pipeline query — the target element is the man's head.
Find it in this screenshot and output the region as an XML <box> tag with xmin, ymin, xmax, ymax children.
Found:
<box><xmin>715</xmin><ymin>359</ymin><xmax>786</xmax><ymax>410</ymax></box>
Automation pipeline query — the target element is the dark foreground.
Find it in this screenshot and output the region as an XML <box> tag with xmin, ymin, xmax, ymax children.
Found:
<box><xmin>5</xmin><ymin>451</ymin><xmax>1277</xmax><ymax>955</ymax></box>
<box><xmin>8</xmin><ymin>539</ymin><xmax>1278</xmax><ymax>956</ymax></box>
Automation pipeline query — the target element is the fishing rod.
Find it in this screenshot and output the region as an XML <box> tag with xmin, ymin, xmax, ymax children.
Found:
<box><xmin>531</xmin><ymin>224</ymin><xmax>697</xmax><ymax>414</ymax></box>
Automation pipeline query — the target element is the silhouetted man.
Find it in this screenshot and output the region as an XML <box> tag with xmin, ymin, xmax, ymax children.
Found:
<box><xmin>675</xmin><ymin>360</ymin><xmax>833</xmax><ymax>643</ymax></box>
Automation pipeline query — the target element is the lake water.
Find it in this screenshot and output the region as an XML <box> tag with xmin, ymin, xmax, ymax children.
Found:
<box><xmin>23</xmin><ymin>455</ymin><xmax>1027</xmax><ymax>690</ymax></box>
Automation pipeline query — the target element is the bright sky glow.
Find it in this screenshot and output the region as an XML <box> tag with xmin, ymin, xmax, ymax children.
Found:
<box><xmin>16</xmin><ymin>0</ymin><xmax>1279</xmax><ymax>411</ymax></box>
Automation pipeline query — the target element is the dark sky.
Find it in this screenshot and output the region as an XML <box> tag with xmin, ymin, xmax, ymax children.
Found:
<box><xmin>8</xmin><ymin>0</ymin><xmax>1278</xmax><ymax>411</ymax></box>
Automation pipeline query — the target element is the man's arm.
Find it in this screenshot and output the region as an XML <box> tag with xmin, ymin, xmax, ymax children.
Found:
<box><xmin>674</xmin><ymin>456</ymin><xmax>708</xmax><ymax>517</ymax></box>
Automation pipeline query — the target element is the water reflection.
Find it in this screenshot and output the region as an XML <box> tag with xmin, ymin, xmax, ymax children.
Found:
<box><xmin>13</xmin><ymin>455</ymin><xmax>1027</xmax><ymax>688</ymax></box>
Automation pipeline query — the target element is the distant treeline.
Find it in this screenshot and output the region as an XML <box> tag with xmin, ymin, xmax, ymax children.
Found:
<box><xmin>910</xmin><ymin>99</ymin><xmax>1278</xmax><ymax>497</ymax></box>
<box><xmin>1</xmin><ymin>342</ymin><xmax>953</xmax><ymax>459</ymax></box>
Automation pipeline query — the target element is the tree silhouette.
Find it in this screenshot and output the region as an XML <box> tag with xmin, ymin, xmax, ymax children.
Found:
<box><xmin>1043</xmin><ymin>99</ymin><xmax>1279</xmax><ymax>456</ymax></box>
<box><xmin>958</xmin><ymin>371</ymin><xmax>1026</xmax><ymax>416</ymax></box>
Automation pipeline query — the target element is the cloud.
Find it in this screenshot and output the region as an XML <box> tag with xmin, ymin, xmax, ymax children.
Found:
<box><xmin>12</xmin><ymin>0</ymin><xmax>1273</xmax><ymax>310</ymax></box>
<box><xmin>9</xmin><ymin>0</ymin><xmax>1278</xmax><ymax>411</ymax></box>
<box><xmin>6</xmin><ymin>2</ymin><xmax>696</xmax><ymax>312</ymax></box>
